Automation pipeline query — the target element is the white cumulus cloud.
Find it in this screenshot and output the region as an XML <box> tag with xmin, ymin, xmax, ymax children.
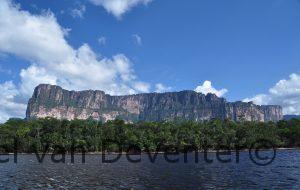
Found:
<box><xmin>0</xmin><ymin>82</ymin><xmax>27</xmax><ymax>122</ymax></box>
<box><xmin>132</xmin><ymin>34</ymin><xmax>142</xmax><ymax>46</ymax></box>
<box><xmin>98</xmin><ymin>36</ymin><xmax>106</xmax><ymax>45</ymax></box>
<box><xmin>133</xmin><ymin>82</ymin><xmax>150</xmax><ymax>93</ymax></box>
<box><xmin>155</xmin><ymin>83</ymin><xmax>171</xmax><ymax>93</ymax></box>
<box><xmin>89</xmin><ymin>0</ymin><xmax>153</xmax><ymax>19</ymax></box>
<box><xmin>69</xmin><ymin>3</ymin><xmax>86</xmax><ymax>18</ymax></box>
<box><xmin>244</xmin><ymin>73</ymin><xmax>300</xmax><ymax>115</ymax></box>
<box><xmin>0</xmin><ymin>0</ymin><xmax>150</xmax><ymax>122</ymax></box>
<box><xmin>194</xmin><ymin>81</ymin><xmax>228</xmax><ymax>97</ymax></box>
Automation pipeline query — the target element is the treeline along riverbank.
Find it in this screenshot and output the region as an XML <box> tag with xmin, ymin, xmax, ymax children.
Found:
<box><xmin>0</xmin><ymin>118</ymin><xmax>300</xmax><ymax>153</ymax></box>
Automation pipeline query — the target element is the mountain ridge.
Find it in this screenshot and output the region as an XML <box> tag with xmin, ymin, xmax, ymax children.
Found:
<box><xmin>26</xmin><ymin>84</ymin><xmax>283</xmax><ymax>122</ymax></box>
<box><xmin>283</xmin><ymin>115</ymin><xmax>300</xmax><ymax>120</ymax></box>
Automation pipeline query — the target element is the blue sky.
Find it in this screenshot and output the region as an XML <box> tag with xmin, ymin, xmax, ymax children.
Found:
<box><xmin>0</xmin><ymin>0</ymin><xmax>300</xmax><ymax>121</ymax></box>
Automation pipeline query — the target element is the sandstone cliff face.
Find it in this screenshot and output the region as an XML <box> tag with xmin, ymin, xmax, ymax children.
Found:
<box><xmin>26</xmin><ymin>84</ymin><xmax>283</xmax><ymax>122</ymax></box>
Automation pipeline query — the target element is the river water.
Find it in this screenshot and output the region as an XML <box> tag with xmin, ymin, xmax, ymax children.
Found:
<box><xmin>0</xmin><ymin>150</ymin><xmax>299</xmax><ymax>189</ymax></box>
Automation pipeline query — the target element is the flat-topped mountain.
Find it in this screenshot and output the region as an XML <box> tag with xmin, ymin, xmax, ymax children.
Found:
<box><xmin>283</xmin><ymin>115</ymin><xmax>300</xmax><ymax>120</ymax></box>
<box><xmin>26</xmin><ymin>84</ymin><xmax>283</xmax><ymax>122</ymax></box>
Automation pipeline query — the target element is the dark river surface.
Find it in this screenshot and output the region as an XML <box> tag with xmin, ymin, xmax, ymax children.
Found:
<box><xmin>0</xmin><ymin>150</ymin><xmax>300</xmax><ymax>189</ymax></box>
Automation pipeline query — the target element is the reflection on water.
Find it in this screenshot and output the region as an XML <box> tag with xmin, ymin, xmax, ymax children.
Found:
<box><xmin>0</xmin><ymin>150</ymin><xmax>300</xmax><ymax>189</ymax></box>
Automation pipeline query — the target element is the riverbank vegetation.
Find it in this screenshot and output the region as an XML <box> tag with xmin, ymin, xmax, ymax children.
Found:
<box><xmin>0</xmin><ymin>118</ymin><xmax>300</xmax><ymax>153</ymax></box>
